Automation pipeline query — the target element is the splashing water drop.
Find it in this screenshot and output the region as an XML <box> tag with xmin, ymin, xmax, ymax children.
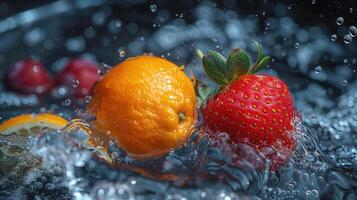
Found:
<box><xmin>150</xmin><ymin>4</ymin><xmax>157</xmax><ymax>13</ymax></box>
<box><xmin>343</xmin><ymin>34</ymin><xmax>352</xmax><ymax>44</ymax></box>
<box><xmin>336</xmin><ymin>17</ymin><xmax>344</xmax><ymax>25</ymax></box>
<box><xmin>348</xmin><ymin>25</ymin><xmax>357</xmax><ymax>37</ymax></box>
<box><xmin>331</xmin><ymin>34</ymin><xmax>337</xmax><ymax>41</ymax></box>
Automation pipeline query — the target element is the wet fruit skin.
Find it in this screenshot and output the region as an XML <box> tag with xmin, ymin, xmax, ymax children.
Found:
<box><xmin>55</xmin><ymin>59</ymin><xmax>99</xmax><ymax>99</ymax></box>
<box><xmin>5</xmin><ymin>59</ymin><xmax>53</xmax><ymax>96</ymax></box>
<box><xmin>89</xmin><ymin>55</ymin><xmax>196</xmax><ymax>158</ymax></box>
<box><xmin>203</xmin><ymin>74</ymin><xmax>297</xmax><ymax>170</ymax></box>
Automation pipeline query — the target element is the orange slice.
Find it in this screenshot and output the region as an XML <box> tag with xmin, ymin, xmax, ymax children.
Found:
<box><xmin>0</xmin><ymin>113</ymin><xmax>68</xmax><ymax>144</ymax></box>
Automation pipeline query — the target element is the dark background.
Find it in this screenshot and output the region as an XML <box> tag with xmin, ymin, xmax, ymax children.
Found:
<box><xmin>1</xmin><ymin>0</ymin><xmax>356</xmax><ymax>27</ymax></box>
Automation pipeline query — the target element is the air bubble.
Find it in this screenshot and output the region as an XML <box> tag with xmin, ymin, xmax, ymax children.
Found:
<box><xmin>331</xmin><ymin>34</ymin><xmax>337</xmax><ymax>41</ymax></box>
<box><xmin>150</xmin><ymin>4</ymin><xmax>157</xmax><ymax>13</ymax></box>
<box><xmin>348</xmin><ymin>25</ymin><xmax>357</xmax><ymax>37</ymax></box>
<box><xmin>336</xmin><ymin>17</ymin><xmax>344</xmax><ymax>25</ymax></box>
<box><xmin>344</xmin><ymin>34</ymin><xmax>353</xmax><ymax>44</ymax></box>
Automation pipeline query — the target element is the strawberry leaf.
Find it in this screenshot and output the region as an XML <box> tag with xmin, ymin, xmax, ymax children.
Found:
<box><xmin>254</xmin><ymin>41</ymin><xmax>263</xmax><ymax>65</ymax></box>
<box><xmin>249</xmin><ymin>41</ymin><xmax>270</xmax><ymax>73</ymax></box>
<box><xmin>202</xmin><ymin>51</ymin><xmax>228</xmax><ymax>85</ymax></box>
<box><xmin>250</xmin><ymin>56</ymin><xmax>270</xmax><ymax>73</ymax></box>
<box><xmin>226</xmin><ymin>49</ymin><xmax>250</xmax><ymax>81</ymax></box>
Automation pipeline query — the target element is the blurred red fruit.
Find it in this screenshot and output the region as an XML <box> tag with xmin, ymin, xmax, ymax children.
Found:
<box><xmin>5</xmin><ymin>59</ymin><xmax>54</xmax><ymax>96</ymax></box>
<box><xmin>55</xmin><ymin>59</ymin><xmax>99</xmax><ymax>99</ymax></box>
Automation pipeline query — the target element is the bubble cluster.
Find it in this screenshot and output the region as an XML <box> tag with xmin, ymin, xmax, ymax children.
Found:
<box><xmin>0</xmin><ymin>91</ymin><xmax>39</xmax><ymax>108</ymax></box>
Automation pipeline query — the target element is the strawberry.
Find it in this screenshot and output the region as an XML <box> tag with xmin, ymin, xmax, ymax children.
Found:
<box><xmin>55</xmin><ymin>59</ymin><xmax>100</xmax><ymax>99</ymax></box>
<box><xmin>200</xmin><ymin>42</ymin><xmax>298</xmax><ymax>170</ymax></box>
<box><xmin>5</xmin><ymin>59</ymin><xmax>54</xmax><ymax>96</ymax></box>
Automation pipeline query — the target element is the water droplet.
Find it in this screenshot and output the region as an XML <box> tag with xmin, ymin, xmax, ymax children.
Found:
<box><xmin>24</xmin><ymin>28</ymin><xmax>45</xmax><ymax>46</ymax></box>
<box><xmin>149</xmin><ymin>4</ymin><xmax>157</xmax><ymax>13</ymax></box>
<box><xmin>314</xmin><ymin>66</ymin><xmax>322</xmax><ymax>74</ymax></box>
<box><xmin>72</xmin><ymin>79</ymin><xmax>80</xmax><ymax>88</ymax></box>
<box><xmin>107</xmin><ymin>19</ymin><xmax>122</xmax><ymax>34</ymax></box>
<box><xmin>312</xmin><ymin>0</ymin><xmax>316</xmax><ymax>4</ymax></box>
<box><xmin>331</xmin><ymin>34</ymin><xmax>337</xmax><ymax>41</ymax></box>
<box><xmin>201</xmin><ymin>192</ymin><xmax>207</xmax><ymax>198</ymax></box>
<box><xmin>33</xmin><ymin>65</ymin><xmax>40</xmax><ymax>73</ymax></box>
<box><xmin>336</xmin><ymin>17</ymin><xmax>344</xmax><ymax>25</ymax></box>
<box><xmin>66</xmin><ymin>37</ymin><xmax>85</xmax><ymax>52</ymax></box>
<box><xmin>348</xmin><ymin>25</ymin><xmax>357</xmax><ymax>37</ymax></box>
<box><xmin>36</xmin><ymin>86</ymin><xmax>44</xmax><ymax>94</ymax></box>
<box><xmin>295</xmin><ymin>43</ymin><xmax>300</xmax><ymax>48</ymax></box>
<box><xmin>98</xmin><ymin>63</ymin><xmax>111</xmax><ymax>76</ymax></box>
<box><xmin>344</xmin><ymin>34</ymin><xmax>353</xmax><ymax>44</ymax></box>
<box><xmin>64</xmin><ymin>98</ymin><xmax>71</xmax><ymax>106</ymax></box>
<box><xmin>342</xmin><ymin>80</ymin><xmax>348</xmax><ymax>86</ymax></box>
<box><xmin>118</xmin><ymin>47</ymin><xmax>126</xmax><ymax>58</ymax></box>
<box><xmin>176</xmin><ymin>13</ymin><xmax>184</xmax><ymax>18</ymax></box>
<box><xmin>130</xmin><ymin>179</ymin><xmax>136</xmax><ymax>185</ymax></box>
<box><xmin>51</xmin><ymin>86</ymin><xmax>68</xmax><ymax>99</ymax></box>
<box><xmin>85</xmin><ymin>95</ymin><xmax>92</xmax><ymax>103</ymax></box>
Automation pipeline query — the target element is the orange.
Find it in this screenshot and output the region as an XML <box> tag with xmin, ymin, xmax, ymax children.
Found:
<box><xmin>88</xmin><ymin>55</ymin><xmax>196</xmax><ymax>158</ymax></box>
<box><xmin>0</xmin><ymin>113</ymin><xmax>68</xmax><ymax>144</ymax></box>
